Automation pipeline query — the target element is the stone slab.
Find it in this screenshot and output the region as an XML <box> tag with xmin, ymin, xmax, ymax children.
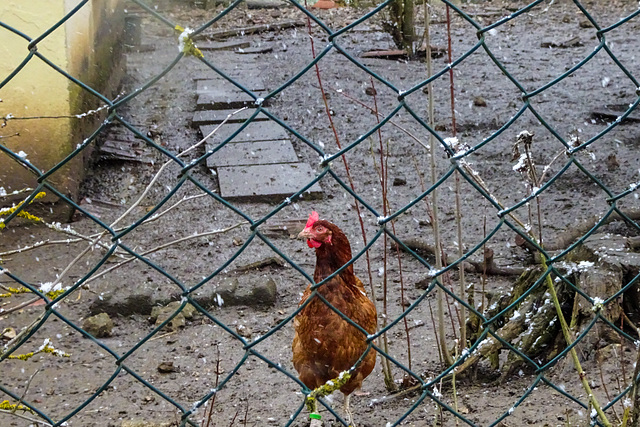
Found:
<box><xmin>192</xmin><ymin>109</ymin><xmax>269</xmax><ymax>127</ymax></box>
<box><xmin>198</xmin><ymin>40</ymin><xmax>251</xmax><ymax>51</ymax></box>
<box><xmin>205</xmin><ymin>140</ymin><xmax>298</xmax><ymax>168</ymax></box>
<box><xmin>196</xmin><ymin>89</ymin><xmax>268</xmax><ymax>110</ymax></box>
<box><xmin>217</xmin><ymin>163</ymin><xmax>323</xmax><ymax>202</ymax></box>
<box><xmin>197</xmin><ymin>77</ymin><xmax>266</xmax><ymax>93</ymax></box>
<box><xmin>200</xmin><ymin>120</ymin><xmax>289</xmax><ymax>142</ymax></box>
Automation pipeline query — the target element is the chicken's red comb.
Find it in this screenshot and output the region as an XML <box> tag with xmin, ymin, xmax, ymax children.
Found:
<box><xmin>305</xmin><ymin>211</ymin><xmax>319</xmax><ymax>229</ymax></box>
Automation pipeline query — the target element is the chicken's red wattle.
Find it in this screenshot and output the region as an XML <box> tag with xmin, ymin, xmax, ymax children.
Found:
<box><xmin>307</xmin><ymin>239</ymin><xmax>322</xmax><ymax>248</ymax></box>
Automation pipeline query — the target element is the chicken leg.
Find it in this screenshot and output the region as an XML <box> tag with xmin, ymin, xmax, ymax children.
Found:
<box><xmin>343</xmin><ymin>393</ymin><xmax>354</xmax><ymax>427</ymax></box>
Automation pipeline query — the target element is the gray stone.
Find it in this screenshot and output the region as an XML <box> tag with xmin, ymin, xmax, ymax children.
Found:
<box><xmin>205</xmin><ymin>140</ymin><xmax>298</xmax><ymax>168</ymax></box>
<box><xmin>82</xmin><ymin>313</ymin><xmax>114</xmax><ymax>338</ymax></box>
<box><xmin>89</xmin><ymin>286</ymin><xmax>167</xmax><ymax>316</ymax></box>
<box><xmin>246</xmin><ymin>0</ymin><xmax>287</xmax><ymax>8</ymax></box>
<box><xmin>196</xmin><ymin>89</ymin><xmax>268</xmax><ymax>110</ymax></box>
<box><xmin>213</xmin><ymin>278</ymin><xmax>239</xmax><ymax>306</ymax></box>
<box><xmin>217</xmin><ymin>163</ymin><xmax>324</xmax><ymax>202</ymax></box>
<box><xmin>192</xmin><ymin>109</ymin><xmax>269</xmax><ymax>127</ymax></box>
<box><xmin>197</xmin><ymin>40</ymin><xmax>251</xmax><ymax>51</ymax></box>
<box><xmin>236</xmin><ymin>277</ymin><xmax>277</xmax><ymax>306</ymax></box>
<box><xmin>200</xmin><ymin>120</ymin><xmax>289</xmax><ymax>143</ymax></box>
<box><xmin>208</xmin><ymin>277</ymin><xmax>277</xmax><ymax>307</ymax></box>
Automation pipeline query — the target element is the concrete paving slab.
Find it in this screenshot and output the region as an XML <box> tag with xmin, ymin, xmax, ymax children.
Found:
<box><xmin>197</xmin><ymin>76</ymin><xmax>266</xmax><ymax>93</ymax></box>
<box><xmin>205</xmin><ymin>140</ymin><xmax>298</xmax><ymax>167</ymax></box>
<box><xmin>196</xmin><ymin>89</ymin><xmax>268</xmax><ymax>110</ymax></box>
<box><xmin>217</xmin><ymin>163</ymin><xmax>323</xmax><ymax>202</ymax></box>
<box><xmin>192</xmin><ymin>109</ymin><xmax>269</xmax><ymax>127</ymax></box>
<box><xmin>200</xmin><ymin>120</ymin><xmax>289</xmax><ymax>142</ymax></box>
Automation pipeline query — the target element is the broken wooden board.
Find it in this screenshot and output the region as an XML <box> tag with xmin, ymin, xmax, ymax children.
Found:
<box><xmin>192</xmin><ymin>109</ymin><xmax>269</xmax><ymax>127</ymax></box>
<box><xmin>540</xmin><ymin>36</ymin><xmax>583</xmax><ymax>48</ymax></box>
<box><xmin>198</xmin><ymin>40</ymin><xmax>251</xmax><ymax>51</ymax></box>
<box><xmin>217</xmin><ymin>163</ymin><xmax>323</xmax><ymax>202</ymax></box>
<box><xmin>196</xmin><ymin>20</ymin><xmax>305</xmax><ymax>40</ymax></box>
<box><xmin>236</xmin><ymin>45</ymin><xmax>274</xmax><ymax>55</ymax></box>
<box><xmin>591</xmin><ymin>108</ymin><xmax>640</xmax><ymax>123</ymax></box>
<box><xmin>200</xmin><ymin>120</ymin><xmax>289</xmax><ymax>142</ymax></box>
<box><xmin>205</xmin><ymin>140</ymin><xmax>298</xmax><ymax>168</ymax></box>
<box><xmin>98</xmin><ymin>140</ymin><xmax>154</xmax><ymax>163</ymax></box>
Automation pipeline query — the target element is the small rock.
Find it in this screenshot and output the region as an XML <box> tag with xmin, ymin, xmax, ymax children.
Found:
<box><xmin>606</xmin><ymin>154</ymin><xmax>619</xmax><ymax>171</ymax></box>
<box><xmin>473</xmin><ymin>96</ymin><xmax>487</xmax><ymax>107</ymax></box>
<box><xmin>393</xmin><ymin>177</ymin><xmax>407</xmax><ymax>186</ymax></box>
<box><xmin>579</xmin><ymin>19</ymin><xmax>591</xmax><ymax>28</ymax></box>
<box><xmin>562</xmin><ymin>14</ymin><xmax>571</xmax><ymax>23</ymax></box>
<box><xmin>157</xmin><ymin>361</ymin><xmax>179</xmax><ymax>373</ymax></box>
<box><xmin>235</xmin><ymin>278</ymin><xmax>278</xmax><ymax>306</ymax></box>
<box><xmin>365</xmin><ymin>87</ymin><xmax>377</xmax><ymax>96</ymax></box>
<box><xmin>1</xmin><ymin>327</ymin><xmax>16</xmax><ymax>341</ymax></box>
<box><xmin>232</xmin><ymin>236</ymin><xmax>244</xmax><ymax>246</ymax></box>
<box><xmin>236</xmin><ymin>324</ymin><xmax>252</xmax><ymax>338</ymax></box>
<box><xmin>150</xmin><ymin>301</ymin><xmax>195</xmax><ymax>331</ymax></box>
<box><xmin>82</xmin><ymin>313</ymin><xmax>114</xmax><ymax>338</ymax></box>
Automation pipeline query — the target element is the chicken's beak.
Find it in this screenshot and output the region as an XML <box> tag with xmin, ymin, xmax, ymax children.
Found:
<box><xmin>298</xmin><ymin>228</ymin><xmax>313</xmax><ymax>240</ymax></box>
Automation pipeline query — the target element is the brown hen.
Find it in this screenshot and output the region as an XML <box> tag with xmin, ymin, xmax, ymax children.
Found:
<box><xmin>292</xmin><ymin>211</ymin><xmax>377</xmax><ymax>426</ymax></box>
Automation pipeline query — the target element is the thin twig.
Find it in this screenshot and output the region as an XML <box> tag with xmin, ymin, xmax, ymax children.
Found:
<box><xmin>0</xmin><ymin>409</ymin><xmax>52</xmax><ymax>426</ymax></box>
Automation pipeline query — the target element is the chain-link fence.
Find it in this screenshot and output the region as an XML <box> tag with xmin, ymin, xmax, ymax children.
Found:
<box><xmin>1</xmin><ymin>0</ymin><xmax>640</xmax><ymax>426</ymax></box>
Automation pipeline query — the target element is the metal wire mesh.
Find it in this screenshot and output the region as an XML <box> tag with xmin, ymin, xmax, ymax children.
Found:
<box><xmin>1</xmin><ymin>0</ymin><xmax>640</xmax><ymax>426</ymax></box>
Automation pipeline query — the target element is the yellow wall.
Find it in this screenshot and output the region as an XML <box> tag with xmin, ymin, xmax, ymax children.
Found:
<box><xmin>0</xmin><ymin>1</ymin><xmax>123</xmax><ymax>205</ymax></box>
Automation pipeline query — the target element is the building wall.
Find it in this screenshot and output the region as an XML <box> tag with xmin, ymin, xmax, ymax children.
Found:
<box><xmin>0</xmin><ymin>1</ymin><xmax>124</xmax><ymax>211</ymax></box>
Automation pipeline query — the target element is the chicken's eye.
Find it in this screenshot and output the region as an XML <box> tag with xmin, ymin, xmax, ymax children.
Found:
<box><xmin>315</xmin><ymin>226</ymin><xmax>325</xmax><ymax>232</ymax></box>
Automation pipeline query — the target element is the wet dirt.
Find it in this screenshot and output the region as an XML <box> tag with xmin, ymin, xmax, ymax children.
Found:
<box><xmin>1</xmin><ymin>0</ymin><xmax>640</xmax><ymax>426</ymax></box>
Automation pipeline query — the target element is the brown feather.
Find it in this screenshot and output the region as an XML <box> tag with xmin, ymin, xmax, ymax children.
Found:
<box><xmin>292</xmin><ymin>220</ymin><xmax>377</xmax><ymax>396</ymax></box>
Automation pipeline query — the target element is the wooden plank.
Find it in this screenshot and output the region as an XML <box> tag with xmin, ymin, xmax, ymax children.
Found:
<box><xmin>591</xmin><ymin>108</ymin><xmax>640</xmax><ymax>123</ymax></box>
<box><xmin>196</xmin><ymin>20</ymin><xmax>305</xmax><ymax>40</ymax></box>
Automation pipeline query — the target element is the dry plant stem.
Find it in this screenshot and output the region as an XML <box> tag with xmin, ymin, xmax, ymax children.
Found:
<box><xmin>445</xmin><ymin>4</ymin><xmax>466</xmax><ymax>351</ymax></box>
<box><xmin>329</xmin><ymin>87</ymin><xmax>429</xmax><ymax>151</ymax></box>
<box><xmin>371</xmin><ymin>78</ymin><xmax>412</xmax><ymax>376</ymax></box>
<box><xmin>0</xmin><ymin>409</ymin><xmax>52</xmax><ymax>427</ymax></box>
<box><xmin>0</xmin><ymin>194</ymin><xmax>205</xmax><ymax>259</ymax></box>
<box><xmin>13</xmin><ymin>367</ymin><xmax>40</xmax><ymax>414</ymax></box>
<box><xmin>596</xmin><ymin>347</ymin><xmax>619</xmax><ymax>423</ymax></box>
<box><xmin>425</xmin><ymin>0</ymin><xmax>453</xmax><ymax>367</ymax></box>
<box><xmin>204</xmin><ymin>343</ymin><xmax>221</xmax><ymax>427</ymax></box>
<box><xmin>83</xmin><ymin>222</ymin><xmax>243</xmax><ymax>286</ymax></box>
<box><xmin>631</xmin><ymin>333</ymin><xmax>640</xmax><ymax>427</ymax></box>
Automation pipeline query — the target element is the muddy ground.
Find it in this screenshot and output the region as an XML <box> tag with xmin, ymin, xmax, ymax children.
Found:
<box><xmin>2</xmin><ymin>0</ymin><xmax>640</xmax><ymax>426</ymax></box>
